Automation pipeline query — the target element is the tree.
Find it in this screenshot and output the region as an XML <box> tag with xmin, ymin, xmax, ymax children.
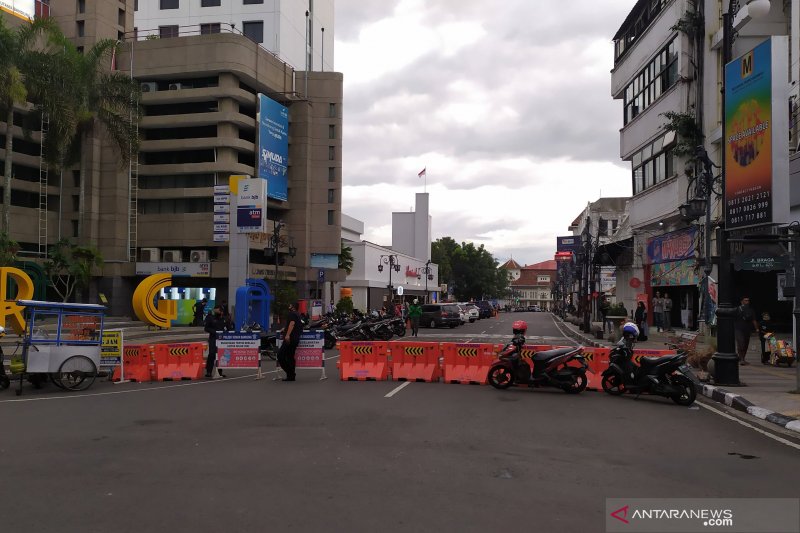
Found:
<box><xmin>271</xmin><ymin>279</ymin><xmax>298</xmax><ymax>326</ymax></box>
<box><xmin>0</xmin><ymin>17</ymin><xmax>58</xmax><ymax>234</ymax></box>
<box><xmin>432</xmin><ymin>237</ymin><xmax>460</xmax><ymax>288</ymax></box>
<box><xmin>44</xmin><ymin>239</ymin><xmax>103</xmax><ymax>302</ymax></box>
<box><xmin>335</xmin><ymin>296</ymin><xmax>354</xmax><ymax>315</ymax></box>
<box><xmin>0</xmin><ymin>231</ymin><xmax>20</xmax><ymax>266</ymax></box>
<box><xmin>339</xmin><ymin>243</ymin><xmax>353</xmax><ymax>275</ymax></box>
<box><xmin>432</xmin><ymin>237</ymin><xmax>507</xmax><ymax>301</ymax></box>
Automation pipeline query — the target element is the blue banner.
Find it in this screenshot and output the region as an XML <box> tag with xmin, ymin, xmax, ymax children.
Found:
<box><xmin>646</xmin><ymin>227</ymin><xmax>696</xmax><ymax>264</ymax></box>
<box><xmin>557</xmin><ymin>235</ymin><xmax>582</xmax><ymax>253</ymax></box>
<box><xmin>257</xmin><ymin>94</ymin><xmax>289</xmax><ymax>201</ymax></box>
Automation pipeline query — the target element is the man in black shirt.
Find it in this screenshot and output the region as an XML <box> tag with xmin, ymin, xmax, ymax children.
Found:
<box><xmin>204</xmin><ymin>304</ymin><xmax>228</xmax><ymax>378</ymax></box>
<box><xmin>278</xmin><ymin>303</ymin><xmax>302</xmax><ymax>381</ymax></box>
<box><xmin>734</xmin><ymin>296</ymin><xmax>759</xmax><ymax>366</ymax></box>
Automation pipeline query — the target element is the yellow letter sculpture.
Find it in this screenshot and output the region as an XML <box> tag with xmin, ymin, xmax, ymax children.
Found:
<box><xmin>0</xmin><ymin>268</ymin><xmax>35</xmax><ymax>335</ymax></box>
<box><xmin>132</xmin><ymin>274</ymin><xmax>177</xmax><ymax>329</ymax></box>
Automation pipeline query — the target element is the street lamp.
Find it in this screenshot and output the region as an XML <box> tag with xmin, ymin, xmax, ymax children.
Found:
<box><xmin>418</xmin><ymin>260</ymin><xmax>433</xmax><ymax>303</ymax></box>
<box><xmin>268</xmin><ymin>220</ymin><xmax>297</xmax><ymax>283</ymax></box>
<box><xmin>709</xmin><ymin>0</ymin><xmax>772</xmax><ymax>385</ymax></box>
<box><xmin>378</xmin><ymin>254</ymin><xmax>401</xmax><ymax>307</ymax></box>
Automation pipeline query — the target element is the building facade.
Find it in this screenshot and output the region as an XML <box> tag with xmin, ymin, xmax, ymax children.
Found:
<box><xmin>509</xmin><ymin>260</ymin><xmax>556</xmax><ymax>311</ymax></box>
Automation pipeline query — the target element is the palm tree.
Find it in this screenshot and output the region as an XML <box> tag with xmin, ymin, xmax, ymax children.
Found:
<box><xmin>0</xmin><ymin>16</ymin><xmax>58</xmax><ymax>234</ymax></box>
<box><xmin>33</xmin><ymin>36</ymin><xmax>141</xmax><ymax>239</ymax></box>
<box><xmin>339</xmin><ymin>243</ymin><xmax>354</xmax><ymax>275</ymax></box>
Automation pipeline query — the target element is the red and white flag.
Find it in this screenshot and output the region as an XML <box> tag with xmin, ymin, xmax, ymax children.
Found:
<box><xmin>418</xmin><ymin>167</ymin><xmax>426</xmax><ymax>178</ymax></box>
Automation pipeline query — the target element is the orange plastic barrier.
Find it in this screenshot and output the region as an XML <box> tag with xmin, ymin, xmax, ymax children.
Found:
<box><xmin>338</xmin><ymin>341</ymin><xmax>390</xmax><ymax>380</ymax></box>
<box><xmin>153</xmin><ymin>343</ymin><xmax>206</xmax><ymax>381</ymax></box>
<box><xmin>112</xmin><ymin>344</ymin><xmax>153</xmax><ymax>382</ymax></box>
<box><xmin>389</xmin><ymin>341</ymin><xmax>441</xmax><ymax>382</ymax></box>
<box><xmin>580</xmin><ymin>347</ymin><xmax>611</xmax><ymax>390</ymax></box>
<box><xmin>441</xmin><ymin>343</ymin><xmax>496</xmax><ymax>384</ymax></box>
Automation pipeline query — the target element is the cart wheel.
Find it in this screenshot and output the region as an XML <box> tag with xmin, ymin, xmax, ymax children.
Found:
<box><xmin>52</xmin><ymin>356</ymin><xmax>97</xmax><ymax>391</ymax></box>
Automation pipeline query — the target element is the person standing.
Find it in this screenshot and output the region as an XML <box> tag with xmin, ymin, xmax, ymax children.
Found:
<box><xmin>203</xmin><ymin>305</ymin><xmax>228</xmax><ymax>379</ymax></box>
<box><xmin>408</xmin><ymin>299</ymin><xmax>422</xmax><ymax>337</ymax></box>
<box><xmin>192</xmin><ymin>298</ymin><xmax>207</xmax><ymax>327</ymax></box>
<box><xmin>634</xmin><ymin>301</ymin><xmax>648</xmax><ymax>341</ymax></box>
<box><xmin>652</xmin><ymin>291</ymin><xmax>664</xmax><ymax>332</ymax></box>
<box><xmin>599</xmin><ymin>296</ymin><xmax>611</xmax><ymax>333</ymax></box>
<box><xmin>734</xmin><ymin>296</ymin><xmax>759</xmax><ymax>365</ymax></box>
<box><xmin>662</xmin><ymin>292</ymin><xmax>673</xmax><ymax>332</ymax></box>
<box><xmin>277</xmin><ymin>303</ymin><xmax>302</xmax><ymax>381</ymax></box>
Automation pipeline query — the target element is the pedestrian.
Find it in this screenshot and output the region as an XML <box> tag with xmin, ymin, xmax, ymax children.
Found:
<box><xmin>758</xmin><ymin>311</ymin><xmax>771</xmax><ymax>359</ymax></box>
<box><xmin>220</xmin><ymin>301</ymin><xmax>233</xmax><ymax>330</ymax></box>
<box><xmin>599</xmin><ymin>296</ymin><xmax>611</xmax><ymax>333</ymax></box>
<box><xmin>652</xmin><ymin>291</ymin><xmax>664</xmax><ymax>332</ymax></box>
<box><xmin>663</xmin><ymin>292</ymin><xmax>672</xmax><ymax>332</ymax></box>
<box><xmin>734</xmin><ymin>296</ymin><xmax>759</xmax><ymax>366</ymax></box>
<box><xmin>617</xmin><ymin>301</ymin><xmax>628</xmax><ymax>320</ymax></box>
<box><xmin>192</xmin><ymin>298</ymin><xmax>207</xmax><ymax>327</ymax></box>
<box><xmin>203</xmin><ymin>304</ymin><xmax>228</xmax><ymax>378</ymax></box>
<box><xmin>408</xmin><ymin>298</ymin><xmax>422</xmax><ymax>336</ymax></box>
<box><xmin>634</xmin><ymin>301</ymin><xmax>648</xmax><ymax>341</ymax></box>
<box><xmin>277</xmin><ymin>302</ymin><xmax>302</xmax><ymax>381</ymax></box>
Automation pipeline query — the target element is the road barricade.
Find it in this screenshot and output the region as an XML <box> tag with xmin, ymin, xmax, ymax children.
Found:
<box><xmin>389</xmin><ymin>341</ymin><xmax>441</xmax><ymax>382</ymax></box>
<box><xmin>112</xmin><ymin>344</ymin><xmax>153</xmax><ymax>382</ymax></box>
<box><xmin>338</xmin><ymin>341</ymin><xmax>390</xmax><ymax>381</ymax></box>
<box><xmin>153</xmin><ymin>343</ymin><xmax>205</xmax><ymax>381</ymax></box>
<box><xmin>441</xmin><ymin>343</ymin><xmax>496</xmax><ymax>384</ymax></box>
<box><xmin>580</xmin><ymin>346</ymin><xmax>611</xmax><ymax>390</ymax></box>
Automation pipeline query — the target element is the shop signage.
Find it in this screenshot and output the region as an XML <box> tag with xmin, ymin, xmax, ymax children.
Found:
<box><xmin>556</xmin><ymin>235</ymin><xmax>582</xmax><ymax>253</ymax></box>
<box><xmin>650</xmin><ymin>259</ymin><xmax>698</xmax><ymax>287</ymax></box>
<box><xmin>135</xmin><ymin>262</ymin><xmax>211</xmax><ymax>277</ymax></box>
<box><xmin>235</xmin><ymin>178</ymin><xmax>267</xmax><ymax>234</ymax></box>
<box><xmin>647</xmin><ymin>227</ymin><xmax>696</xmax><ymax>264</ymax></box>
<box><xmin>734</xmin><ymin>250</ymin><xmax>789</xmax><ymax>272</ymax></box>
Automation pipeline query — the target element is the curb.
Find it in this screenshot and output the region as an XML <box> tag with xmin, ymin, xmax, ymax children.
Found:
<box><xmin>551</xmin><ymin>314</ymin><xmax>605</xmax><ymax>348</ymax></box>
<box><xmin>551</xmin><ymin>313</ymin><xmax>800</xmax><ymax>437</ymax></box>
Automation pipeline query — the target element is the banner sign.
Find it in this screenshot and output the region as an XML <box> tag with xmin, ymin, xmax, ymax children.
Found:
<box><xmin>650</xmin><ymin>259</ymin><xmax>698</xmax><ymax>287</ymax></box>
<box><xmin>213</xmin><ymin>186</ymin><xmax>230</xmax><ymax>242</ymax></box>
<box><xmin>557</xmin><ymin>235</ymin><xmax>582</xmax><ymax>253</ymax></box>
<box><xmin>724</xmin><ymin>37</ymin><xmax>790</xmax><ymax>229</ymax></box>
<box><xmin>216</xmin><ymin>332</ymin><xmax>260</xmax><ymax>369</ymax></box>
<box><xmin>0</xmin><ymin>0</ymin><xmax>35</xmax><ymax>21</ymax></box>
<box><xmin>235</xmin><ymin>178</ymin><xmax>267</xmax><ymax>234</ymax></box>
<box><xmin>310</xmin><ymin>253</ymin><xmax>339</xmax><ymax>269</ymax></box>
<box><xmin>100</xmin><ymin>330</ymin><xmax>123</xmax><ymax>368</ymax></box>
<box><xmin>136</xmin><ymin>262</ymin><xmax>211</xmax><ymax>277</ymax></box>
<box><xmin>257</xmin><ymin>94</ymin><xmax>289</xmax><ymax>201</ymax></box>
<box><xmin>277</xmin><ymin>330</ymin><xmax>324</xmax><ymax>368</ymax></box>
<box><xmin>646</xmin><ymin>227</ymin><xmax>696</xmax><ymax>264</ymax></box>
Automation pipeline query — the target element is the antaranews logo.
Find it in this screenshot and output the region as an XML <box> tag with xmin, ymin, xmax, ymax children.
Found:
<box><xmin>610</xmin><ymin>505</ymin><xmax>629</xmax><ymax>524</ymax></box>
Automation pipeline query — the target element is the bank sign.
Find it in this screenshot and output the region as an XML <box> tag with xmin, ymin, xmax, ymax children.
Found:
<box><xmin>724</xmin><ymin>37</ymin><xmax>790</xmax><ymax>229</ymax></box>
<box><xmin>257</xmin><ymin>94</ymin><xmax>289</xmax><ymax>201</ymax></box>
<box><xmin>556</xmin><ymin>236</ymin><xmax>582</xmax><ymax>253</ymax></box>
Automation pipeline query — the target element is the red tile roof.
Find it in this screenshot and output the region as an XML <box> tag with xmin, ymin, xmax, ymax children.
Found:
<box><xmin>500</xmin><ymin>258</ymin><xmax>523</xmax><ymax>270</ymax></box>
<box><xmin>522</xmin><ymin>260</ymin><xmax>556</xmax><ymax>271</ymax></box>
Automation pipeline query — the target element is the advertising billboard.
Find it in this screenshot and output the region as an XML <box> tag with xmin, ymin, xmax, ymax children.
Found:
<box><xmin>235</xmin><ymin>178</ymin><xmax>267</xmax><ymax>234</ymax></box>
<box><xmin>257</xmin><ymin>94</ymin><xmax>289</xmax><ymax>201</ymax></box>
<box><xmin>0</xmin><ymin>0</ymin><xmax>35</xmax><ymax>21</ymax></box>
<box><xmin>724</xmin><ymin>37</ymin><xmax>789</xmax><ymax>229</ymax></box>
<box><xmin>646</xmin><ymin>227</ymin><xmax>696</xmax><ymax>264</ymax></box>
<box><xmin>556</xmin><ymin>236</ymin><xmax>582</xmax><ymax>253</ymax></box>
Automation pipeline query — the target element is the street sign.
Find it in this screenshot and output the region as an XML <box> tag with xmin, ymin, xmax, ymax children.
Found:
<box><xmin>318</xmin><ymin>269</ymin><xmax>325</xmax><ymax>281</ymax></box>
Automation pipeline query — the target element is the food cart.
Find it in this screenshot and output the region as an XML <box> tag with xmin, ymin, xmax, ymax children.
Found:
<box><xmin>10</xmin><ymin>300</ymin><xmax>106</xmax><ymax>396</ymax></box>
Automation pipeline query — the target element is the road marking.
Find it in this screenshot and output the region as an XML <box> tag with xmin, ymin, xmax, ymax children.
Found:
<box><xmin>0</xmin><ymin>355</ymin><xmax>341</xmax><ymax>404</ymax></box>
<box><xmin>696</xmin><ymin>401</ymin><xmax>800</xmax><ymax>451</ymax></box>
<box><xmin>384</xmin><ymin>381</ymin><xmax>411</xmax><ymax>398</ymax></box>
<box><xmin>549</xmin><ymin>316</ymin><xmax>581</xmax><ymax>347</ymax></box>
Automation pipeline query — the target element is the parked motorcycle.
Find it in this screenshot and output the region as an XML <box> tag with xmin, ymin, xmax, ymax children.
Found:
<box><xmin>601</xmin><ymin>322</ymin><xmax>696</xmax><ymax>406</ymax></box>
<box><xmin>487</xmin><ymin>320</ymin><xmax>588</xmax><ymax>393</ymax></box>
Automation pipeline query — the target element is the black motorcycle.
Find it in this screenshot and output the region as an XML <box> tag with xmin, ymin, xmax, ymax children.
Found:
<box><xmin>488</xmin><ymin>334</ymin><xmax>588</xmax><ymax>393</ymax></box>
<box><xmin>601</xmin><ymin>337</ymin><xmax>697</xmax><ymax>406</ymax></box>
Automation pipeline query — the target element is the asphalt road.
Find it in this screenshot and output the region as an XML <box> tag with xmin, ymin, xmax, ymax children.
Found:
<box><xmin>1</xmin><ymin>312</ymin><xmax>798</xmax><ymax>533</ymax></box>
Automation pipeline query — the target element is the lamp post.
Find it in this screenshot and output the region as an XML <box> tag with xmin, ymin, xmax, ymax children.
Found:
<box><xmin>269</xmin><ymin>219</ymin><xmax>297</xmax><ymax>282</ymax></box>
<box><xmin>420</xmin><ymin>260</ymin><xmax>433</xmax><ymax>303</ymax></box>
<box><xmin>581</xmin><ymin>216</ymin><xmax>592</xmax><ymax>333</ymax></box>
<box><xmin>378</xmin><ymin>254</ymin><xmax>401</xmax><ymax>308</ymax></box>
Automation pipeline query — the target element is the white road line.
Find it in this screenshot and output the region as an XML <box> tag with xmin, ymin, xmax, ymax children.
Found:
<box><xmin>696</xmin><ymin>401</ymin><xmax>800</xmax><ymax>451</ymax></box>
<box><xmin>550</xmin><ymin>315</ymin><xmax>581</xmax><ymax>347</ymax></box>
<box><xmin>384</xmin><ymin>381</ymin><xmax>411</xmax><ymax>398</ymax></box>
<box><xmin>0</xmin><ymin>355</ymin><xmax>342</xmax><ymax>404</ymax></box>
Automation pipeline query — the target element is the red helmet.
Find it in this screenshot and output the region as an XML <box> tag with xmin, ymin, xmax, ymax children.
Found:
<box><xmin>512</xmin><ymin>320</ymin><xmax>527</xmax><ymax>335</ymax></box>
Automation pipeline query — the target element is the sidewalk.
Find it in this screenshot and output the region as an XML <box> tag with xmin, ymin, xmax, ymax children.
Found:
<box><xmin>554</xmin><ymin>314</ymin><xmax>800</xmax><ymax>435</ymax></box>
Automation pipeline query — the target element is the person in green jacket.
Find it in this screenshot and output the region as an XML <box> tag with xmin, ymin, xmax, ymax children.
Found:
<box><xmin>408</xmin><ymin>299</ymin><xmax>423</xmax><ymax>337</ymax></box>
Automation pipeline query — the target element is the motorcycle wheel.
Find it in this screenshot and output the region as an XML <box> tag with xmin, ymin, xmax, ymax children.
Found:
<box><xmin>488</xmin><ymin>365</ymin><xmax>514</xmax><ymax>390</ymax></box>
<box><xmin>563</xmin><ymin>371</ymin><xmax>587</xmax><ymax>394</ymax></box>
<box><xmin>670</xmin><ymin>374</ymin><xmax>697</xmax><ymax>406</ymax></box>
<box><xmin>324</xmin><ymin>334</ymin><xmax>336</xmax><ymax>350</ymax></box>
<box><xmin>0</xmin><ymin>374</ymin><xmax>9</xmax><ymax>390</ymax></box>
<box><xmin>377</xmin><ymin>329</ymin><xmax>393</xmax><ymax>341</ymax></box>
<box><xmin>601</xmin><ymin>372</ymin><xmax>625</xmax><ymax>396</ymax></box>
<box><xmin>394</xmin><ymin>325</ymin><xmax>406</xmax><ymax>337</ymax></box>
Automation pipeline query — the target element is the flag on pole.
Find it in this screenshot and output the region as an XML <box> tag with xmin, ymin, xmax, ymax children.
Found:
<box><xmin>418</xmin><ymin>167</ymin><xmax>426</xmax><ymax>178</ymax></box>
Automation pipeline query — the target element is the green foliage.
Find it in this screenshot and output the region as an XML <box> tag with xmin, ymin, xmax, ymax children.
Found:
<box><xmin>271</xmin><ymin>280</ymin><xmax>298</xmax><ymax>322</ymax></box>
<box><xmin>661</xmin><ymin>110</ymin><xmax>703</xmax><ymax>157</ymax></box>
<box><xmin>335</xmin><ymin>296</ymin><xmax>354</xmax><ymax>315</ymax></box>
<box><xmin>0</xmin><ymin>232</ymin><xmax>20</xmax><ymax>266</ymax></box>
<box><xmin>338</xmin><ymin>244</ymin><xmax>354</xmax><ymax>275</ymax></box>
<box><xmin>670</xmin><ymin>10</ymin><xmax>704</xmax><ymax>38</ymax></box>
<box><xmin>44</xmin><ymin>238</ymin><xmax>103</xmax><ymax>302</ymax></box>
<box><xmin>432</xmin><ymin>237</ymin><xmax>507</xmax><ymax>301</ymax></box>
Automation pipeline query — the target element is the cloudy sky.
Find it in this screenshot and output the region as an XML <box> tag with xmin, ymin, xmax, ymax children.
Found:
<box><xmin>334</xmin><ymin>0</ymin><xmax>635</xmax><ymax>266</ymax></box>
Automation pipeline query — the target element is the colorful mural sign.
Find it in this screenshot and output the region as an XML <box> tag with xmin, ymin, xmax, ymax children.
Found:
<box><xmin>650</xmin><ymin>259</ymin><xmax>698</xmax><ymax>287</ymax></box>
<box><xmin>647</xmin><ymin>227</ymin><xmax>696</xmax><ymax>264</ymax></box>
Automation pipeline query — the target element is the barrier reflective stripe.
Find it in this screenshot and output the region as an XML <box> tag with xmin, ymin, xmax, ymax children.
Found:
<box><xmin>441</xmin><ymin>343</ymin><xmax>495</xmax><ymax>384</ymax></box>
<box><xmin>631</xmin><ymin>349</ymin><xmax>677</xmax><ymax>366</ymax></box>
<box><xmin>389</xmin><ymin>342</ymin><xmax>440</xmax><ymax>382</ymax></box>
<box><xmin>112</xmin><ymin>344</ymin><xmax>153</xmax><ymax>382</ymax></box>
<box><xmin>338</xmin><ymin>341</ymin><xmax>389</xmax><ymax>381</ymax></box>
<box><xmin>153</xmin><ymin>343</ymin><xmax>205</xmax><ymax>381</ymax></box>
<box><xmin>580</xmin><ymin>347</ymin><xmax>611</xmax><ymax>390</ymax></box>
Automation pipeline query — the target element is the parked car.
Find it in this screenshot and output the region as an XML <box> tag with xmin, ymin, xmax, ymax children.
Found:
<box><xmin>457</xmin><ymin>305</ymin><xmax>468</xmax><ymax>325</ymax></box>
<box><xmin>461</xmin><ymin>304</ymin><xmax>479</xmax><ymax>322</ymax></box>
<box><xmin>475</xmin><ymin>300</ymin><xmax>494</xmax><ymax>319</ymax></box>
<box><xmin>421</xmin><ymin>304</ymin><xmax>461</xmax><ymax>328</ymax></box>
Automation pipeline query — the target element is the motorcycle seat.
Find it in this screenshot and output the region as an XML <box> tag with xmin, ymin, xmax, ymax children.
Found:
<box><xmin>639</xmin><ymin>354</ymin><xmax>681</xmax><ymax>366</ymax></box>
<box><xmin>532</xmin><ymin>348</ymin><xmax>575</xmax><ymax>362</ymax></box>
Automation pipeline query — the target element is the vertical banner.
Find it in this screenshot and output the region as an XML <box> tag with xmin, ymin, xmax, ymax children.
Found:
<box><xmin>213</xmin><ymin>185</ymin><xmax>230</xmax><ymax>242</ymax></box>
<box><xmin>724</xmin><ymin>37</ymin><xmax>789</xmax><ymax>229</ymax></box>
<box><xmin>100</xmin><ymin>329</ymin><xmax>123</xmax><ymax>370</ymax></box>
<box><xmin>235</xmin><ymin>178</ymin><xmax>268</xmax><ymax>234</ymax></box>
<box><xmin>257</xmin><ymin>94</ymin><xmax>289</xmax><ymax>201</ymax></box>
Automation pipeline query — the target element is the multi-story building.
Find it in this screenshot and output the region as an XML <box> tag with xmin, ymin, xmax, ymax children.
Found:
<box><xmin>509</xmin><ymin>260</ymin><xmax>556</xmax><ymax>312</ymax></box>
<box><xmin>0</xmin><ymin>0</ymin><xmax>344</xmax><ymax>316</ymax></box>
<box><xmin>133</xmin><ymin>0</ymin><xmax>334</xmax><ymax>73</ymax></box>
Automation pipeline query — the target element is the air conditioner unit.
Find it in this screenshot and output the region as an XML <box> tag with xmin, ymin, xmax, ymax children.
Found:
<box><xmin>189</xmin><ymin>250</ymin><xmax>209</xmax><ymax>263</ymax></box>
<box><xmin>139</xmin><ymin>247</ymin><xmax>160</xmax><ymax>262</ymax></box>
<box><xmin>168</xmin><ymin>82</ymin><xmax>182</xmax><ymax>91</ymax></box>
<box><xmin>162</xmin><ymin>250</ymin><xmax>183</xmax><ymax>263</ymax></box>
<box><xmin>140</xmin><ymin>82</ymin><xmax>157</xmax><ymax>93</ymax></box>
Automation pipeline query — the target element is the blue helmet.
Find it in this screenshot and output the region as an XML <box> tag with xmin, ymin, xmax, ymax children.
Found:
<box><xmin>622</xmin><ymin>322</ymin><xmax>639</xmax><ymax>339</ymax></box>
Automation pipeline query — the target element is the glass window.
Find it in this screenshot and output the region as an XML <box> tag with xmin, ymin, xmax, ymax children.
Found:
<box><xmin>200</xmin><ymin>23</ymin><xmax>220</xmax><ymax>34</ymax></box>
<box><xmin>632</xmin><ymin>151</ymin><xmax>642</xmax><ymax>167</ymax></box>
<box><xmin>242</xmin><ymin>21</ymin><xmax>263</xmax><ymax>43</ymax></box>
<box><xmin>327</xmin><ymin>210</ymin><xmax>334</xmax><ymax>225</ymax></box>
<box><xmin>159</xmin><ymin>25</ymin><xmax>179</xmax><ymax>38</ymax></box>
<box><xmin>244</xmin><ymin>0</ymin><xmax>264</xmax><ymax>3</ymax></box>
<box><xmin>160</xmin><ymin>0</ymin><xmax>179</xmax><ymax>9</ymax></box>
<box><xmin>201</xmin><ymin>0</ymin><xmax>221</xmax><ymax>5</ymax></box>
<box><xmin>327</xmin><ymin>189</ymin><xmax>334</xmax><ymax>203</ymax></box>
<box><xmin>77</xmin><ymin>20</ymin><xmax>84</xmax><ymax>37</ymax></box>
<box><xmin>78</xmin><ymin>0</ymin><xmax>86</xmax><ymax>13</ymax></box>
<box><xmin>328</xmin><ymin>146</ymin><xmax>334</xmax><ymax>160</ymax></box>
<box><xmin>642</xmin><ymin>143</ymin><xmax>652</xmax><ymax>159</ymax></box>
<box><xmin>644</xmin><ymin>161</ymin><xmax>653</xmax><ymax>187</ymax></box>
<box><xmin>633</xmin><ymin>168</ymin><xmax>644</xmax><ymax>194</ymax></box>
<box><xmin>328</xmin><ymin>167</ymin><xmax>335</xmax><ymax>182</ymax></box>
<box><xmin>328</xmin><ymin>124</ymin><xmax>335</xmax><ymax>139</ymax></box>
<box><xmin>329</xmin><ymin>103</ymin><xmax>336</xmax><ymax>118</ymax></box>
<box><xmin>655</xmin><ymin>153</ymin><xmax>665</xmax><ymax>183</ymax></box>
